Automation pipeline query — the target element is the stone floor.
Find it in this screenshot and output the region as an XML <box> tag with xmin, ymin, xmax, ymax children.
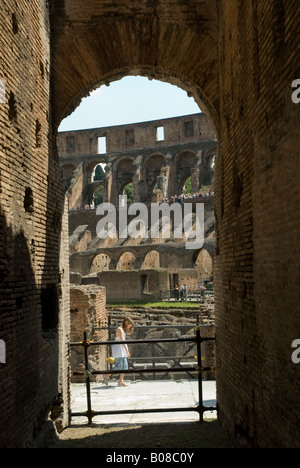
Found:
<box><xmin>51</xmin><ymin>380</ymin><xmax>238</xmax><ymax>448</ymax></box>
<box><xmin>70</xmin><ymin>379</ymin><xmax>217</xmax><ymax>425</ymax></box>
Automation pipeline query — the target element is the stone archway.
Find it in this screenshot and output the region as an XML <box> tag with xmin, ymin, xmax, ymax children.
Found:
<box><xmin>171</xmin><ymin>150</ymin><xmax>198</xmax><ymax>196</ymax></box>
<box><xmin>51</xmin><ymin>2</ymin><xmax>220</xmax><ymax>133</ymax></box>
<box><xmin>50</xmin><ymin>3</ymin><xmax>239</xmax><ymax>446</ymax></box>
<box><xmin>90</xmin><ymin>253</ymin><xmax>111</xmax><ymax>273</ymax></box>
<box><xmin>49</xmin><ymin>0</ymin><xmax>300</xmax><ymax>449</ymax></box>
<box><xmin>116</xmin><ymin>251</ymin><xmax>136</xmax><ymax>271</ymax></box>
<box><xmin>142</xmin><ymin>250</ymin><xmax>160</xmax><ymax>270</ymax></box>
<box><xmin>111</xmin><ymin>157</ymin><xmax>135</xmax><ymax>204</ymax></box>
<box><xmin>194</xmin><ymin>248</ymin><xmax>213</xmax><ymax>280</ymax></box>
<box><xmin>2</xmin><ymin>0</ymin><xmax>300</xmax><ymax>449</ymax></box>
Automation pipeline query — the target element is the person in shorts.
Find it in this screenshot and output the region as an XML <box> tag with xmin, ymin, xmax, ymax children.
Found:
<box><xmin>103</xmin><ymin>317</ymin><xmax>134</xmax><ymax>387</ymax></box>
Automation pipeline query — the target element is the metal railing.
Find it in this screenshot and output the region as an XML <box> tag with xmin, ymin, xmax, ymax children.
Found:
<box><xmin>70</xmin><ymin>326</ymin><xmax>216</xmax><ymax>425</ymax></box>
<box><xmin>101</xmin><ymin>319</ymin><xmax>207</xmax><ymax>380</ymax></box>
<box><xmin>161</xmin><ymin>289</ymin><xmax>214</xmax><ymax>301</ymax></box>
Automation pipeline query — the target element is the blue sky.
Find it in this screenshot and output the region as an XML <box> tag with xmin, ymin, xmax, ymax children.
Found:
<box><xmin>58</xmin><ymin>76</ymin><xmax>201</xmax><ymax>132</ymax></box>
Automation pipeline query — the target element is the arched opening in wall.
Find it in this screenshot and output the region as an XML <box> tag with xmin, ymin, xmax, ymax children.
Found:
<box><xmin>142</xmin><ymin>250</ymin><xmax>160</xmax><ymax>269</ymax></box>
<box><xmin>81</xmin><ymin>178</ymin><xmax>104</xmax><ymax>208</ymax></box>
<box><xmin>90</xmin><ymin>253</ymin><xmax>111</xmax><ymax>273</ymax></box>
<box><xmin>173</xmin><ymin>151</ymin><xmax>198</xmax><ymax>196</ymax></box>
<box><xmin>83</xmin><ymin>161</ymin><xmax>106</xmax><ymax>186</ymax></box>
<box><xmin>116</xmin><ymin>252</ymin><xmax>136</xmax><ymax>271</ymax></box>
<box><xmin>194</xmin><ymin>249</ymin><xmax>213</xmax><ymax>281</ymax></box>
<box><xmin>91</xmin><ymin>163</ymin><xmax>106</xmax><ymax>207</ymax></box>
<box><xmin>57</xmin><ymin>74</ymin><xmax>218</xmax><ymax>426</ymax></box>
<box><xmin>92</xmin><ymin>164</ymin><xmax>106</xmax><ymax>183</ymax></box>
<box><xmin>114</xmin><ymin>157</ymin><xmax>135</xmax><ymax>204</ymax></box>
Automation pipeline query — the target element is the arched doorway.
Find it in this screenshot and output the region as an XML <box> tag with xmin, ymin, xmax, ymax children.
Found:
<box><xmin>142</xmin><ymin>250</ymin><xmax>160</xmax><ymax>269</ymax></box>
<box><xmin>114</xmin><ymin>157</ymin><xmax>135</xmax><ymax>205</ymax></box>
<box><xmin>90</xmin><ymin>253</ymin><xmax>111</xmax><ymax>273</ymax></box>
<box><xmin>116</xmin><ymin>252</ymin><xmax>136</xmax><ymax>271</ymax></box>
<box><xmin>52</xmin><ymin>1</ymin><xmax>220</xmax><ymax>438</ymax></box>
<box><xmin>171</xmin><ymin>151</ymin><xmax>198</xmax><ymax>196</ymax></box>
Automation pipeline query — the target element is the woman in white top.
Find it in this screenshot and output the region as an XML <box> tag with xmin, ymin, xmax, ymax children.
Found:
<box><xmin>104</xmin><ymin>317</ymin><xmax>134</xmax><ymax>387</ymax></box>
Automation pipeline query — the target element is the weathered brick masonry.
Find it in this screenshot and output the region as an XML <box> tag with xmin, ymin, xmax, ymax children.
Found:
<box><xmin>0</xmin><ymin>0</ymin><xmax>299</xmax><ymax>449</ymax></box>
<box><xmin>214</xmin><ymin>0</ymin><xmax>300</xmax><ymax>447</ymax></box>
<box><xmin>0</xmin><ymin>0</ymin><xmax>70</xmax><ymax>447</ymax></box>
<box><xmin>70</xmin><ymin>285</ymin><xmax>107</xmax><ymax>382</ymax></box>
<box><xmin>57</xmin><ymin>113</ymin><xmax>217</xmax><ymax>206</ymax></box>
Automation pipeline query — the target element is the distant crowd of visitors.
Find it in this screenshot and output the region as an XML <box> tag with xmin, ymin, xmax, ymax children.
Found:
<box><xmin>173</xmin><ymin>283</ymin><xmax>206</xmax><ymax>301</ymax></box>
<box><xmin>77</xmin><ymin>191</ymin><xmax>214</xmax><ymax>210</ymax></box>
<box><xmin>162</xmin><ymin>191</ymin><xmax>214</xmax><ymax>204</ymax></box>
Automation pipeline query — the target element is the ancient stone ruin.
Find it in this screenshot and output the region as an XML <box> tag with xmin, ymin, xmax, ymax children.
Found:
<box><xmin>59</xmin><ymin>114</ymin><xmax>217</xmax><ymax>301</ymax></box>
<box><xmin>0</xmin><ymin>0</ymin><xmax>299</xmax><ymax>449</ymax></box>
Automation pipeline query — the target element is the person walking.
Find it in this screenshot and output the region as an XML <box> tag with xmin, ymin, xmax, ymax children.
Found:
<box><xmin>103</xmin><ymin>317</ymin><xmax>134</xmax><ymax>387</ymax></box>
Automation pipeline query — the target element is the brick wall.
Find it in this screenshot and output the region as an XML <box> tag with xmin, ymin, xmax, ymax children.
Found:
<box><xmin>98</xmin><ymin>270</ymin><xmax>169</xmax><ymax>302</ymax></box>
<box><xmin>214</xmin><ymin>0</ymin><xmax>300</xmax><ymax>447</ymax></box>
<box><xmin>57</xmin><ymin>113</ymin><xmax>216</xmax><ymax>157</ymax></box>
<box><xmin>70</xmin><ymin>285</ymin><xmax>108</xmax><ymax>382</ymax></box>
<box><xmin>0</xmin><ymin>0</ymin><xmax>70</xmax><ymax>447</ymax></box>
<box><xmin>0</xmin><ymin>0</ymin><xmax>299</xmax><ymax>449</ymax></box>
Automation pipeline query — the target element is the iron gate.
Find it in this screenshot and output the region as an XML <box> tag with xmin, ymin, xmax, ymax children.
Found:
<box><xmin>70</xmin><ymin>326</ymin><xmax>216</xmax><ymax>425</ymax></box>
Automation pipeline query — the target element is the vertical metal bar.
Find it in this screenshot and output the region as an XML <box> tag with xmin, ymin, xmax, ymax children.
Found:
<box><xmin>83</xmin><ymin>332</ymin><xmax>92</xmax><ymax>425</ymax></box>
<box><xmin>152</xmin><ymin>342</ymin><xmax>155</xmax><ymax>380</ymax></box>
<box><xmin>196</xmin><ymin>326</ymin><xmax>203</xmax><ymax>422</ymax></box>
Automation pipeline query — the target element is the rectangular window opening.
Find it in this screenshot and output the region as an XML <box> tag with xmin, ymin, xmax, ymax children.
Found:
<box><xmin>125</xmin><ymin>129</ymin><xmax>135</xmax><ymax>145</ymax></box>
<box><xmin>184</xmin><ymin>121</ymin><xmax>194</xmax><ymax>137</ymax></box>
<box><xmin>98</xmin><ymin>136</ymin><xmax>107</xmax><ymax>154</ymax></box>
<box><xmin>141</xmin><ymin>274</ymin><xmax>149</xmax><ymax>293</ymax></box>
<box><xmin>156</xmin><ymin>126</ymin><xmax>164</xmax><ymax>142</ymax></box>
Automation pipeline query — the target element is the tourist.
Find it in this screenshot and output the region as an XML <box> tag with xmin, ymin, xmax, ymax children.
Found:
<box><xmin>180</xmin><ymin>284</ymin><xmax>184</xmax><ymax>301</ymax></box>
<box><xmin>103</xmin><ymin>317</ymin><xmax>134</xmax><ymax>387</ymax></box>
<box><xmin>200</xmin><ymin>283</ymin><xmax>206</xmax><ymax>297</ymax></box>
<box><xmin>183</xmin><ymin>284</ymin><xmax>188</xmax><ymax>301</ymax></box>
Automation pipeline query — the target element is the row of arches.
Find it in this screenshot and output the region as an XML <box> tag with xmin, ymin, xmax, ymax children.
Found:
<box><xmin>61</xmin><ymin>145</ymin><xmax>217</xmax><ymax>208</ymax></box>
<box><xmin>89</xmin><ymin>248</ymin><xmax>212</xmax><ymax>275</ymax></box>
<box><xmin>90</xmin><ymin>250</ymin><xmax>160</xmax><ymax>272</ymax></box>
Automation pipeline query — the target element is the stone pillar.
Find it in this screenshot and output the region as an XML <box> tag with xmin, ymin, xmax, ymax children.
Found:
<box><xmin>156</xmin><ymin>174</ymin><xmax>168</xmax><ymax>198</ymax></box>
<box><xmin>70</xmin><ymin>285</ymin><xmax>108</xmax><ymax>382</ymax></box>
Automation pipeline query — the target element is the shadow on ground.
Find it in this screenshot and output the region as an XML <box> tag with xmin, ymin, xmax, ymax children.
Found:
<box><xmin>51</xmin><ymin>420</ymin><xmax>237</xmax><ymax>448</ymax></box>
